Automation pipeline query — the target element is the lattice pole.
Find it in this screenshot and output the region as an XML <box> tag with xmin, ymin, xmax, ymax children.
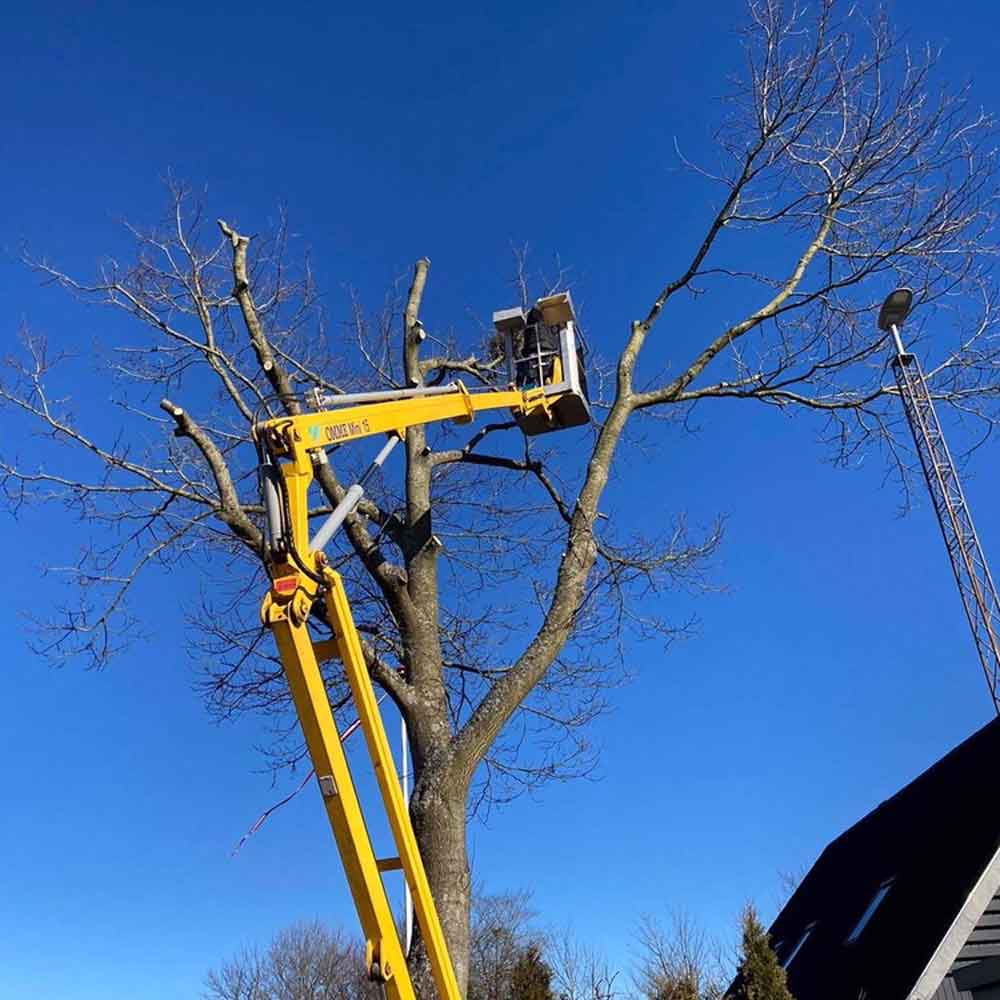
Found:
<box><xmin>890</xmin><ymin>329</ymin><xmax>1000</xmax><ymax>713</ymax></box>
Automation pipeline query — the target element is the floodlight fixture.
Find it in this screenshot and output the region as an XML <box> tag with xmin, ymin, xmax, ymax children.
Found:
<box><xmin>878</xmin><ymin>288</ymin><xmax>914</xmax><ymax>332</ymax></box>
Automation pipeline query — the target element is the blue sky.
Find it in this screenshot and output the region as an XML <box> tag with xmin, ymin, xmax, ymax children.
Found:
<box><xmin>4</xmin><ymin>1</ymin><xmax>1000</xmax><ymax>997</ymax></box>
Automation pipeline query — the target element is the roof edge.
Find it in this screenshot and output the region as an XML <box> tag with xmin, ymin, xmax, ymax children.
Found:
<box><xmin>824</xmin><ymin>722</ymin><xmax>1000</xmax><ymax>859</ymax></box>
<box><xmin>906</xmin><ymin>838</ymin><xmax>1000</xmax><ymax>1000</ymax></box>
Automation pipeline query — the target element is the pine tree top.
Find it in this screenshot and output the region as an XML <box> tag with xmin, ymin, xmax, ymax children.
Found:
<box><xmin>509</xmin><ymin>944</ymin><xmax>556</xmax><ymax>1000</ymax></box>
<box><xmin>729</xmin><ymin>906</ymin><xmax>794</xmax><ymax>1000</ymax></box>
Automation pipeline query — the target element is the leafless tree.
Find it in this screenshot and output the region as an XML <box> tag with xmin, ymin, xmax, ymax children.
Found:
<box><xmin>205</xmin><ymin>945</ymin><xmax>269</xmax><ymax>1000</ymax></box>
<box><xmin>774</xmin><ymin>867</ymin><xmax>808</xmax><ymax>912</ymax></box>
<box><xmin>468</xmin><ymin>888</ymin><xmax>620</xmax><ymax>1000</ymax></box>
<box><xmin>632</xmin><ymin>914</ymin><xmax>728</xmax><ymax>1000</ymax></box>
<box><xmin>548</xmin><ymin>931</ymin><xmax>620</xmax><ymax>1000</ymax></box>
<box><xmin>5</xmin><ymin>1</ymin><xmax>1000</xmax><ymax>994</ymax></box>
<box><xmin>468</xmin><ymin>889</ymin><xmax>543</xmax><ymax>1000</ymax></box>
<box><xmin>203</xmin><ymin>921</ymin><xmax>376</xmax><ymax>1000</ymax></box>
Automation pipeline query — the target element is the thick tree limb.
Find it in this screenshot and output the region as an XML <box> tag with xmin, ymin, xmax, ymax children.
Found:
<box><xmin>160</xmin><ymin>398</ymin><xmax>263</xmax><ymax>552</ymax></box>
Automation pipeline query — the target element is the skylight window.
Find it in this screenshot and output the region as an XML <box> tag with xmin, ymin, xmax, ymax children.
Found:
<box><xmin>782</xmin><ymin>922</ymin><xmax>817</xmax><ymax>968</ymax></box>
<box><xmin>845</xmin><ymin>878</ymin><xmax>896</xmax><ymax>945</ymax></box>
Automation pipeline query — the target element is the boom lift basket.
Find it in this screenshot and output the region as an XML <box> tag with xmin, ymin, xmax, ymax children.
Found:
<box><xmin>493</xmin><ymin>291</ymin><xmax>591</xmax><ymax>436</ymax></box>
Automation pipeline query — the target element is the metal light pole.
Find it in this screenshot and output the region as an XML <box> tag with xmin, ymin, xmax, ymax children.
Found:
<box><xmin>880</xmin><ymin>288</ymin><xmax>1000</xmax><ymax>712</ymax></box>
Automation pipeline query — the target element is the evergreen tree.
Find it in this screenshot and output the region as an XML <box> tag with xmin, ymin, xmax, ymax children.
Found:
<box><xmin>728</xmin><ymin>906</ymin><xmax>794</xmax><ymax>1000</ymax></box>
<box><xmin>509</xmin><ymin>944</ymin><xmax>555</xmax><ymax>1000</ymax></box>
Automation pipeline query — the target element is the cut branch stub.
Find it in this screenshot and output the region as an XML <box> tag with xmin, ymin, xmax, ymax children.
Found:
<box><xmin>218</xmin><ymin>218</ymin><xmax>300</xmax><ymax>413</ymax></box>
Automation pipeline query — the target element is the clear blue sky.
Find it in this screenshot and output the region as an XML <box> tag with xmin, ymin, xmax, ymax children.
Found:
<box><xmin>4</xmin><ymin>2</ymin><xmax>1000</xmax><ymax>997</ymax></box>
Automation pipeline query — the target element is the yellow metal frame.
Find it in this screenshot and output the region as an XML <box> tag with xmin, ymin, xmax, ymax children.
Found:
<box><xmin>256</xmin><ymin>383</ymin><xmax>561</xmax><ymax>1000</ymax></box>
<box><xmin>262</xmin><ymin>572</ymin><xmax>460</xmax><ymax>1000</ymax></box>
<box><xmin>258</xmin><ymin>386</ymin><xmax>546</xmax><ymax>565</ymax></box>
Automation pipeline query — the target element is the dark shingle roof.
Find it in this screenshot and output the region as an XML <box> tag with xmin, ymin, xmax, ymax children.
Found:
<box><xmin>770</xmin><ymin>717</ymin><xmax>1000</xmax><ymax>1000</ymax></box>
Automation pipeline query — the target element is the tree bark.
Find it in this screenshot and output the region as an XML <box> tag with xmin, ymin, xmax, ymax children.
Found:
<box><xmin>409</xmin><ymin>761</ymin><xmax>473</xmax><ymax>997</ymax></box>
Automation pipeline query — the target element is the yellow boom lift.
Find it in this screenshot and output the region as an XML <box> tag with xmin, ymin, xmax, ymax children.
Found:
<box><xmin>253</xmin><ymin>294</ymin><xmax>589</xmax><ymax>1000</ymax></box>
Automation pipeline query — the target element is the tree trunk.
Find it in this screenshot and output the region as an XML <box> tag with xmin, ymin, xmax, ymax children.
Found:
<box><xmin>408</xmin><ymin>761</ymin><xmax>473</xmax><ymax>999</ymax></box>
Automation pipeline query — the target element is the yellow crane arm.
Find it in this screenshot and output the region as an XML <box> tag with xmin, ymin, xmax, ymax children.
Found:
<box><xmin>262</xmin><ymin>383</ymin><xmax>530</xmax><ymax>457</ymax></box>
<box><xmin>255</xmin><ymin>383</ymin><xmax>547</xmax><ymax>581</ymax></box>
<box><xmin>244</xmin><ymin>292</ymin><xmax>592</xmax><ymax>1000</ymax></box>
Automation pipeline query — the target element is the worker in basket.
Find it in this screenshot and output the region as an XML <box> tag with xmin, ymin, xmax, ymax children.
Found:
<box><xmin>515</xmin><ymin>307</ymin><xmax>562</xmax><ymax>390</ymax></box>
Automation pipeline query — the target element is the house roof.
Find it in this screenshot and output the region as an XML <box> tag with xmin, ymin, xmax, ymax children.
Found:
<box><xmin>770</xmin><ymin>716</ymin><xmax>1000</xmax><ymax>1000</ymax></box>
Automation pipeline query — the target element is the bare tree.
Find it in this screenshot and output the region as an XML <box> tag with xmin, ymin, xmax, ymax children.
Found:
<box><xmin>5</xmin><ymin>2</ymin><xmax>1000</xmax><ymax>994</ymax></box>
<box><xmin>632</xmin><ymin>914</ymin><xmax>727</xmax><ymax>1000</ymax></box>
<box><xmin>203</xmin><ymin>921</ymin><xmax>375</xmax><ymax>1000</ymax></box>
<box><xmin>548</xmin><ymin>931</ymin><xmax>620</xmax><ymax>1000</ymax></box>
<box><xmin>468</xmin><ymin>890</ymin><xmax>543</xmax><ymax>1000</ymax></box>
<box><xmin>205</xmin><ymin>945</ymin><xmax>268</xmax><ymax>1000</ymax></box>
<box><xmin>468</xmin><ymin>888</ymin><xmax>620</xmax><ymax>1000</ymax></box>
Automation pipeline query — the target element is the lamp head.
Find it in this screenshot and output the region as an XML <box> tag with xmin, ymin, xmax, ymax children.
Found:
<box><xmin>878</xmin><ymin>288</ymin><xmax>914</xmax><ymax>332</ymax></box>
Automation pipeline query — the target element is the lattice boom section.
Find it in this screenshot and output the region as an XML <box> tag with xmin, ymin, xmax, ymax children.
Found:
<box><xmin>893</xmin><ymin>355</ymin><xmax>1000</xmax><ymax>713</ymax></box>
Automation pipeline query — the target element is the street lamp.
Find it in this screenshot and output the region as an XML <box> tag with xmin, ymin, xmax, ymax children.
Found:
<box><xmin>878</xmin><ymin>287</ymin><xmax>914</xmax><ymax>358</ymax></box>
